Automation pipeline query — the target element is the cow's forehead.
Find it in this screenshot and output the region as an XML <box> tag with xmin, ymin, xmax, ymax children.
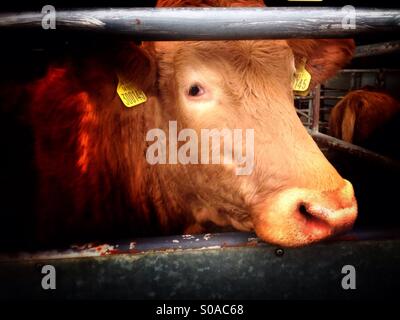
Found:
<box><xmin>156</xmin><ymin>39</ymin><xmax>290</xmax><ymax>52</ymax></box>
<box><xmin>155</xmin><ymin>40</ymin><xmax>293</xmax><ymax>65</ymax></box>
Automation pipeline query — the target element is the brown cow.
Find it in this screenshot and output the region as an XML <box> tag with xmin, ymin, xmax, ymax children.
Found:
<box><xmin>29</xmin><ymin>0</ymin><xmax>357</xmax><ymax>247</ymax></box>
<box><xmin>329</xmin><ymin>89</ymin><xmax>400</xmax><ymax>159</ymax></box>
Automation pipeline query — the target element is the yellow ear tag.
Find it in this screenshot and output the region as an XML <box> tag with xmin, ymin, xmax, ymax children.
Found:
<box><xmin>293</xmin><ymin>58</ymin><xmax>312</xmax><ymax>95</ymax></box>
<box><xmin>117</xmin><ymin>75</ymin><xmax>147</xmax><ymax>108</ymax></box>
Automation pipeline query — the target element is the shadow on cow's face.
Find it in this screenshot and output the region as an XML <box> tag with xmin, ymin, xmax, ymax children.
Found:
<box><xmin>142</xmin><ymin>39</ymin><xmax>357</xmax><ymax>247</ymax></box>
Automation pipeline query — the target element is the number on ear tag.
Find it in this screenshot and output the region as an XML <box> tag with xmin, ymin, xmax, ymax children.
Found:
<box><xmin>293</xmin><ymin>58</ymin><xmax>312</xmax><ymax>94</ymax></box>
<box><xmin>117</xmin><ymin>75</ymin><xmax>147</xmax><ymax>108</ymax></box>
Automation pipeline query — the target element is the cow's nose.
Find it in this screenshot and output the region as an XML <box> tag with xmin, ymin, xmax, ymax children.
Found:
<box><xmin>253</xmin><ymin>179</ymin><xmax>358</xmax><ymax>247</ymax></box>
<box><xmin>294</xmin><ymin>179</ymin><xmax>357</xmax><ymax>234</ymax></box>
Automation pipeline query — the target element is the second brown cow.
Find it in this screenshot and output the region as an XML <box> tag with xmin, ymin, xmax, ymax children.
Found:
<box><xmin>329</xmin><ymin>88</ymin><xmax>400</xmax><ymax>160</ymax></box>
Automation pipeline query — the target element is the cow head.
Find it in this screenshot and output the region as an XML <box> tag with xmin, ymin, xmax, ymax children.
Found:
<box><xmin>115</xmin><ymin>0</ymin><xmax>357</xmax><ymax>246</ymax></box>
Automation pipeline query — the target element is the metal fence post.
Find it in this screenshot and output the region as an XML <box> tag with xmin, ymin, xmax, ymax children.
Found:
<box><xmin>311</xmin><ymin>84</ymin><xmax>321</xmax><ymax>133</ymax></box>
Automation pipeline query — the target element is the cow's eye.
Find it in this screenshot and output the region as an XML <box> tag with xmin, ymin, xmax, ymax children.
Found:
<box><xmin>188</xmin><ymin>84</ymin><xmax>204</xmax><ymax>97</ymax></box>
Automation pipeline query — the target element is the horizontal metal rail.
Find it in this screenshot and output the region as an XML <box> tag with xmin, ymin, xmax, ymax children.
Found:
<box><xmin>340</xmin><ymin>68</ymin><xmax>400</xmax><ymax>73</ymax></box>
<box><xmin>1</xmin><ymin>229</ymin><xmax>399</xmax><ymax>262</ymax></box>
<box><xmin>0</xmin><ymin>7</ymin><xmax>400</xmax><ymax>40</ymax></box>
<box><xmin>295</xmin><ymin>95</ymin><xmax>345</xmax><ymax>100</ymax></box>
<box><xmin>296</xmin><ymin>109</ymin><xmax>312</xmax><ymax>120</ymax></box>
<box><xmin>355</xmin><ymin>40</ymin><xmax>400</xmax><ymax>57</ymax></box>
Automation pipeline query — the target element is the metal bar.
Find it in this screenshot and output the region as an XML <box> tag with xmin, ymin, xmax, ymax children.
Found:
<box><xmin>320</xmin><ymin>96</ymin><xmax>345</xmax><ymax>99</ymax></box>
<box><xmin>296</xmin><ymin>95</ymin><xmax>344</xmax><ymax>100</ymax></box>
<box><xmin>0</xmin><ymin>7</ymin><xmax>400</xmax><ymax>40</ymax></box>
<box><xmin>355</xmin><ymin>40</ymin><xmax>400</xmax><ymax>58</ymax></box>
<box><xmin>321</xmin><ymin>87</ymin><xmax>347</xmax><ymax>92</ymax></box>
<box><xmin>311</xmin><ymin>131</ymin><xmax>400</xmax><ymax>168</ymax></box>
<box><xmin>3</xmin><ymin>229</ymin><xmax>399</xmax><ymax>262</ymax></box>
<box><xmin>295</xmin><ymin>96</ymin><xmax>313</xmax><ymax>100</ymax></box>
<box><xmin>0</xmin><ymin>232</ymin><xmax>261</xmax><ymax>262</ymax></box>
<box><xmin>319</xmin><ymin>107</ymin><xmax>336</xmax><ymax>111</ymax></box>
<box><xmin>296</xmin><ymin>109</ymin><xmax>313</xmax><ymax>120</ymax></box>
<box><xmin>340</xmin><ymin>68</ymin><xmax>400</xmax><ymax>73</ymax></box>
<box><xmin>311</xmin><ymin>84</ymin><xmax>321</xmax><ymax>132</ymax></box>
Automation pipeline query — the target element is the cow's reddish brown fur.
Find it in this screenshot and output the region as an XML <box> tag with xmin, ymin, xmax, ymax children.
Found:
<box><xmin>29</xmin><ymin>0</ymin><xmax>356</xmax><ymax>246</ymax></box>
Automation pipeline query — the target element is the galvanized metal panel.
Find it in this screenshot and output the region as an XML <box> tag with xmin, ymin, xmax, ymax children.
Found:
<box><xmin>0</xmin><ymin>233</ymin><xmax>399</xmax><ymax>299</ymax></box>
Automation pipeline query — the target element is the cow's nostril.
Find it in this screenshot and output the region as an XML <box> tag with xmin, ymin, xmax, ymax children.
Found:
<box><xmin>296</xmin><ymin>201</ymin><xmax>332</xmax><ymax>236</ymax></box>
<box><xmin>298</xmin><ymin>203</ymin><xmax>309</xmax><ymax>217</ymax></box>
<box><xmin>253</xmin><ymin>180</ymin><xmax>357</xmax><ymax>247</ymax></box>
<box><xmin>298</xmin><ymin>202</ymin><xmax>318</xmax><ymax>221</ymax></box>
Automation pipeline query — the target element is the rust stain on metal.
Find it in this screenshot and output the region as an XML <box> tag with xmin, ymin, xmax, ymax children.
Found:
<box><xmin>106</xmin><ymin>249</ymin><xmax>141</xmax><ymax>255</ymax></box>
<box><xmin>221</xmin><ymin>240</ymin><xmax>259</xmax><ymax>248</ymax></box>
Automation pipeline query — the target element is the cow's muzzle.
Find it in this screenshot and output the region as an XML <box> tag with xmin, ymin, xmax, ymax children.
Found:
<box><xmin>253</xmin><ymin>179</ymin><xmax>358</xmax><ymax>247</ymax></box>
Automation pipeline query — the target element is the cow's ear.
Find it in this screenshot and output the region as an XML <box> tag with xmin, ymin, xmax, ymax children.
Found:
<box><xmin>288</xmin><ymin>39</ymin><xmax>355</xmax><ymax>89</ymax></box>
<box><xmin>113</xmin><ymin>42</ymin><xmax>158</xmax><ymax>94</ymax></box>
